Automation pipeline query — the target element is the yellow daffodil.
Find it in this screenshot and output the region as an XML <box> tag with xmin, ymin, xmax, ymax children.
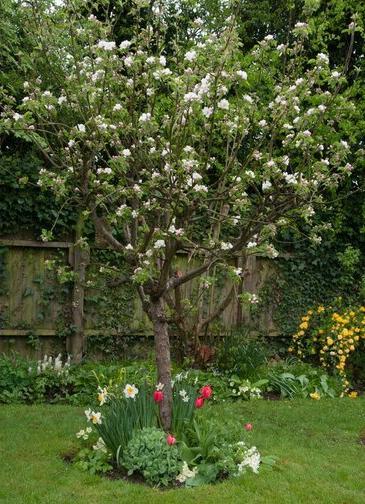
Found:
<box><xmin>310</xmin><ymin>392</ymin><xmax>320</xmax><ymax>400</ymax></box>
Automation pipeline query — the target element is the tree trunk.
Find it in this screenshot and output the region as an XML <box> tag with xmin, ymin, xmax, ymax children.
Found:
<box><xmin>149</xmin><ymin>297</ymin><xmax>173</xmax><ymax>431</ymax></box>
<box><xmin>67</xmin><ymin>214</ymin><xmax>89</xmax><ymax>363</ymax></box>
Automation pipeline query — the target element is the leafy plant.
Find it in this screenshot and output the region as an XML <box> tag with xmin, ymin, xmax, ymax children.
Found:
<box><xmin>227</xmin><ymin>376</ymin><xmax>268</xmax><ymax>400</ymax></box>
<box><xmin>267</xmin><ymin>369</ymin><xmax>337</xmax><ymax>399</ymax></box>
<box><xmin>122</xmin><ymin>427</ymin><xmax>182</xmax><ymax>486</ymax></box>
<box><xmin>74</xmin><ymin>447</ymin><xmax>112</xmax><ymax>475</ymax></box>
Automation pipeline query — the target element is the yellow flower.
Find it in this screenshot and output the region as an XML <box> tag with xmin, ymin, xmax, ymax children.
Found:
<box><xmin>349</xmin><ymin>345</ymin><xmax>355</xmax><ymax>351</ymax></box>
<box><xmin>299</xmin><ymin>321</ymin><xmax>308</xmax><ymax>330</ymax></box>
<box><xmin>326</xmin><ymin>337</ymin><xmax>334</xmax><ymax>346</ymax></box>
<box><xmin>348</xmin><ymin>391</ymin><xmax>358</xmax><ymax>399</ymax></box>
<box><xmin>317</xmin><ymin>306</ymin><xmax>325</xmax><ymax>313</ymax></box>
<box><xmin>310</xmin><ymin>392</ymin><xmax>320</xmax><ymax>400</ymax></box>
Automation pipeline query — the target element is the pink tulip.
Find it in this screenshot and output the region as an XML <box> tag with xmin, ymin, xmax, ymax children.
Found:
<box><xmin>166</xmin><ymin>434</ymin><xmax>176</xmax><ymax>445</ymax></box>
<box><xmin>200</xmin><ymin>385</ymin><xmax>213</xmax><ymax>399</ymax></box>
<box><xmin>153</xmin><ymin>390</ymin><xmax>164</xmax><ymax>403</ymax></box>
<box><xmin>244</xmin><ymin>423</ymin><xmax>253</xmax><ymax>431</ymax></box>
<box><xmin>195</xmin><ymin>396</ymin><xmax>205</xmax><ymax>408</ymax></box>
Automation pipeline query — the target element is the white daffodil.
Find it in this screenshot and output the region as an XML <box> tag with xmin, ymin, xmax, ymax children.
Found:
<box><xmin>97</xmin><ymin>386</ymin><xmax>108</xmax><ymax>406</ymax></box>
<box><xmin>85</xmin><ymin>409</ymin><xmax>102</xmax><ymax>424</ymax></box>
<box><xmin>123</xmin><ymin>383</ymin><xmax>139</xmax><ymax>399</ymax></box>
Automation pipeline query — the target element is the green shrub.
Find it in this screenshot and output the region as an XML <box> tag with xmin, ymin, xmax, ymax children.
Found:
<box><xmin>216</xmin><ymin>331</ymin><xmax>267</xmax><ymax>378</ymax></box>
<box><xmin>122</xmin><ymin>427</ymin><xmax>182</xmax><ymax>486</ymax></box>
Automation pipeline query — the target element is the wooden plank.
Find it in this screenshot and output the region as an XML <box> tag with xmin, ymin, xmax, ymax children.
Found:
<box><xmin>0</xmin><ymin>328</ymin><xmax>153</xmax><ymax>337</ymax></box>
<box><xmin>0</xmin><ymin>239</ymin><xmax>72</xmax><ymax>249</ymax></box>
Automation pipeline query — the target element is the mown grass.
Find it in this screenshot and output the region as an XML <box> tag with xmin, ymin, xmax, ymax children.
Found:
<box><xmin>0</xmin><ymin>399</ymin><xmax>364</xmax><ymax>504</ymax></box>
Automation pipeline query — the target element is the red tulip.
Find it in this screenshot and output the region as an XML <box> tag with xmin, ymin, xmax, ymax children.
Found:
<box><xmin>195</xmin><ymin>396</ymin><xmax>205</xmax><ymax>408</ymax></box>
<box><xmin>153</xmin><ymin>390</ymin><xmax>164</xmax><ymax>403</ymax></box>
<box><xmin>200</xmin><ymin>385</ymin><xmax>213</xmax><ymax>399</ymax></box>
<box><xmin>166</xmin><ymin>434</ymin><xmax>176</xmax><ymax>445</ymax></box>
<box><xmin>244</xmin><ymin>423</ymin><xmax>253</xmax><ymax>431</ymax></box>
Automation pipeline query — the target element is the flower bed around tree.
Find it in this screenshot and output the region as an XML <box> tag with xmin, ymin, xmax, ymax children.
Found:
<box><xmin>73</xmin><ymin>377</ymin><xmax>275</xmax><ymax>487</ymax></box>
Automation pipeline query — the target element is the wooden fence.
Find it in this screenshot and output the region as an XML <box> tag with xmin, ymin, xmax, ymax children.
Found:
<box><xmin>0</xmin><ymin>239</ymin><xmax>279</xmax><ymax>357</ymax></box>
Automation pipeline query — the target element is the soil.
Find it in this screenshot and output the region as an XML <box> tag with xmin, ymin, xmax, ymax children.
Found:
<box><xmin>263</xmin><ymin>391</ymin><xmax>281</xmax><ymax>401</ymax></box>
<box><xmin>60</xmin><ymin>451</ymin><xmax>183</xmax><ymax>489</ymax></box>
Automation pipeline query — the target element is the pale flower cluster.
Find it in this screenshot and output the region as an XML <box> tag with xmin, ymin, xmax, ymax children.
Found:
<box><xmin>237</xmin><ymin>446</ymin><xmax>261</xmax><ymax>474</ymax></box>
<box><xmin>31</xmin><ymin>354</ymin><xmax>71</xmax><ymax>375</ymax></box>
<box><xmin>176</xmin><ymin>462</ymin><xmax>198</xmax><ymax>483</ymax></box>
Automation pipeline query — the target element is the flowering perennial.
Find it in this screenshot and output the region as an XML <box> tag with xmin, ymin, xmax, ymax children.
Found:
<box><xmin>290</xmin><ymin>303</ymin><xmax>365</xmax><ymax>394</ymax></box>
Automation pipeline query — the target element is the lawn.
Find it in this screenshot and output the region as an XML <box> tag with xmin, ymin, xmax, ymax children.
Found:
<box><xmin>0</xmin><ymin>399</ymin><xmax>364</xmax><ymax>504</ymax></box>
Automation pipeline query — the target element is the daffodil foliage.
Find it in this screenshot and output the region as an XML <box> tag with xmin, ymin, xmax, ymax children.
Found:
<box><xmin>1</xmin><ymin>0</ymin><xmax>357</xmax><ymax>428</ymax></box>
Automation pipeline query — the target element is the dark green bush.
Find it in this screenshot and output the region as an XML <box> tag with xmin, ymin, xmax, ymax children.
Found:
<box><xmin>216</xmin><ymin>330</ymin><xmax>267</xmax><ymax>378</ymax></box>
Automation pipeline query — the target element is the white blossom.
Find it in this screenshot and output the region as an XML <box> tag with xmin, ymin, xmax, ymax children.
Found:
<box><xmin>218</xmin><ymin>99</ymin><xmax>229</xmax><ymax>110</ymax></box>
<box><xmin>236</xmin><ymin>70</ymin><xmax>248</xmax><ymax>80</ymax></box>
<box><xmin>221</xmin><ymin>241</ymin><xmax>233</xmax><ymax>250</ymax></box>
<box><xmin>184</xmin><ymin>50</ymin><xmax>197</xmax><ymax>62</ymax></box>
<box><xmin>154</xmin><ymin>239</ymin><xmax>165</xmax><ymax>249</ymax></box>
<box><xmin>247</xmin><ymin>241</ymin><xmax>257</xmax><ymax>249</ymax></box>
<box><xmin>97</xmin><ymin>40</ymin><xmax>116</xmax><ymax>51</ymax></box>
<box><xmin>139</xmin><ymin>112</ymin><xmax>151</xmax><ymax>122</ymax></box>
<box><xmin>262</xmin><ymin>180</ymin><xmax>272</xmax><ymax>191</ymax></box>
<box><xmin>119</xmin><ymin>40</ymin><xmax>131</xmax><ymax>49</ymax></box>
<box><xmin>202</xmin><ymin>106</ymin><xmax>213</xmax><ymax>117</ymax></box>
